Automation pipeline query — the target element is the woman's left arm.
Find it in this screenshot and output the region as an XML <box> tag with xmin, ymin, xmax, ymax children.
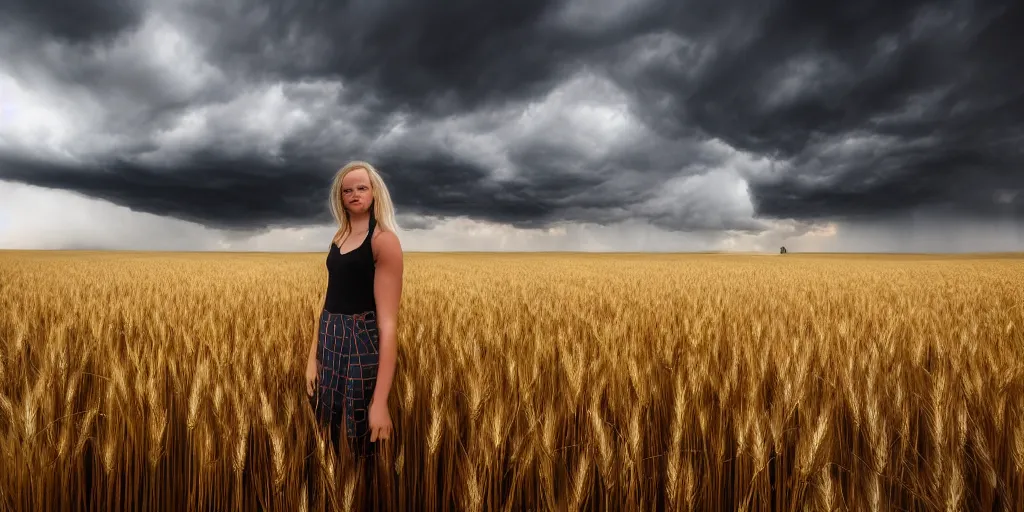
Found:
<box><xmin>371</xmin><ymin>231</ymin><xmax>403</xmax><ymax>419</ymax></box>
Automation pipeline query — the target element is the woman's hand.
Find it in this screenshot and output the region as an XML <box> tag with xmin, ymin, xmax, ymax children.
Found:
<box><xmin>368</xmin><ymin>399</ymin><xmax>392</xmax><ymax>442</ymax></box>
<box><xmin>305</xmin><ymin>357</ymin><xmax>318</xmax><ymax>397</ymax></box>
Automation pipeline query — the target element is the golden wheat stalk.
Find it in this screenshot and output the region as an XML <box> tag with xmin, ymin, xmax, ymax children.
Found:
<box><xmin>0</xmin><ymin>250</ymin><xmax>1022</xmax><ymax>510</ymax></box>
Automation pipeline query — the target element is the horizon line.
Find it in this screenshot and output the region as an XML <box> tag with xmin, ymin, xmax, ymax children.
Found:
<box><xmin>3</xmin><ymin>248</ymin><xmax>1024</xmax><ymax>256</ymax></box>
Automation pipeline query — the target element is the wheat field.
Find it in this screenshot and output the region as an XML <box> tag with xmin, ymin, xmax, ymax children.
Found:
<box><xmin>0</xmin><ymin>250</ymin><xmax>1022</xmax><ymax>511</ymax></box>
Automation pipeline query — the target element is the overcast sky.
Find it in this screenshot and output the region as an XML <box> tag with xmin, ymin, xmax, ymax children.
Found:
<box><xmin>1</xmin><ymin>0</ymin><xmax>1022</xmax><ymax>253</ymax></box>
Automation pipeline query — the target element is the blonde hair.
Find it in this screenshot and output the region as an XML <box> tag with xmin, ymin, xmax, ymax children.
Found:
<box><xmin>329</xmin><ymin>161</ymin><xmax>400</xmax><ymax>243</ymax></box>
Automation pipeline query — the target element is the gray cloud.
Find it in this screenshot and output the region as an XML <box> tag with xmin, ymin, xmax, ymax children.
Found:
<box><xmin>0</xmin><ymin>152</ymin><xmax>334</xmax><ymax>230</ymax></box>
<box><xmin>0</xmin><ymin>0</ymin><xmax>1022</xmax><ymax>247</ymax></box>
<box><xmin>0</xmin><ymin>0</ymin><xmax>144</xmax><ymax>44</ymax></box>
<box><xmin>602</xmin><ymin>0</ymin><xmax>1024</xmax><ymax>221</ymax></box>
<box><xmin>176</xmin><ymin>0</ymin><xmax>598</xmax><ymax>114</ymax></box>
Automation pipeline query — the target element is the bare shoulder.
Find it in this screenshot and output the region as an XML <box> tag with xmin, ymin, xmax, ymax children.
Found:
<box><xmin>372</xmin><ymin>229</ymin><xmax>403</xmax><ymax>261</ymax></box>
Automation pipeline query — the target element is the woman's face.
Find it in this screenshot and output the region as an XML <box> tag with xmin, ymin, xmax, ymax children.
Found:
<box><xmin>341</xmin><ymin>168</ymin><xmax>373</xmax><ymax>214</ymax></box>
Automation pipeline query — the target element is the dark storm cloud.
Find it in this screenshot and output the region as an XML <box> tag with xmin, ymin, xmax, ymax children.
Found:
<box><xmin>611</xmin><ymin>0</ymin><xmax>997</xmax><ymax>146</ymax></box>
<box><xmin>0</xmin><ymin>0</ymin><xmax>1022</xmax><ymax>233</ymax></box>
<box><xmin>377</xmin><ymin>149</ymin><xmax>625</xmax><ymax>230</ymax></box>
<box><xmin>0</xmin><ymin>0</ymin><xmax>143</xmax><ymax>43</ymax></box>
<box><xmin>0</xmin><ymin>153</ymin><xmax>335</xmax><ymax>230</ymax></box>
<box><xmin>179</xmin><ymin>0</ymin><xmax>597</xmax><ymax>115</ymax></box>
<box><xmin>603</xmin><ymin>0</ymin><xmax>1024</xmax><ymax>220</ymax></box>
<box><xmin>750</xmin><ymin>140</ymin><xmax>1024</xmax><ymax>222</ymax></box>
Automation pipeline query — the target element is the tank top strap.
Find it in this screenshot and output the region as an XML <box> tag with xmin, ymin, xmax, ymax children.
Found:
<box><xmin>362</xmin><ymin>211</ymin><xmax>377</xmax><ymax>245</ymax></box>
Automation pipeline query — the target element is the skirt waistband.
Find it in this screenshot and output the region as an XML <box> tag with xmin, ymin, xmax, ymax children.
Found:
<box><xmin>321</xmin><ymin>308</ymin><xmax>375</xmax><ymax>321</ymax></box>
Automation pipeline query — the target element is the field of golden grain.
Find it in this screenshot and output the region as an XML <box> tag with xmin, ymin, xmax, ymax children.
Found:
<box><xmin>0</xmin><ymin>250</ymin><xmax>1022</xmax><ymax>511</ymax></box>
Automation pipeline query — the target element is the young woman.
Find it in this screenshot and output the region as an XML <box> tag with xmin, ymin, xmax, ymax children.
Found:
<box><xmin>305</xmin><ymin>160</ymin><xmax>403</xmax><ymax>460</ymax></box>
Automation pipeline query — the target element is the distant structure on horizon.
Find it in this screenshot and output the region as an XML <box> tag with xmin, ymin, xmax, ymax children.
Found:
<box><xmin>780</xmin><ymin>246</ymin><xmax>787</xmax><ymax>254</ymax></box>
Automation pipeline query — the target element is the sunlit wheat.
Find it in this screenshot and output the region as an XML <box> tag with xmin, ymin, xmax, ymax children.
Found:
<box><xmin>0</xmin><ymin>250</ymin><xmax>1022</xmax><ymax>510</ymax></box>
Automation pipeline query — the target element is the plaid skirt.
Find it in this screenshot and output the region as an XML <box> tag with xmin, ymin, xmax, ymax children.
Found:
<box><xmin>310</xmin><ymin>308</ymin><xmax>380</xmax><ymax>458</ymax></box>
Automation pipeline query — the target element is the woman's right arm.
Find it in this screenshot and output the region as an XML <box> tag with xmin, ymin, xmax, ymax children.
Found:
<box><xmin>305</xmin><ymin>295</ymin><xmax>324</xmax><ymax>397</ymax></box>
<box><xmin>307</xmin><ymin>315</ymin><xmax>319</xmax><ymax>363</ymax></box>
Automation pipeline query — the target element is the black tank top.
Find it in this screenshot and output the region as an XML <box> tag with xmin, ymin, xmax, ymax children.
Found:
<box><xmin>322</xmin><ymin>214</ymin><xmax>377</xmax><ymax>315</ymax></box>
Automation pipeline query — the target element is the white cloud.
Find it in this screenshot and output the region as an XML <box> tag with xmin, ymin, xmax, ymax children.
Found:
<box><xmin>0</xmin><ymin>8</ymin><xmax>228</xmax><ymax>164</ymax></box>
<box><xmin>0</xmin><ymin>72</ymin><xmax>96</xmax><ymax>163</ymax></box>
<box><xmin>371</xmin><ymin>70</ymin><xmax>649</xmax><ymax>181</ymax></box>
<box><xmin>507</xmin><ymin>71</ymin><xmax>643</xmax><ymax>162</ymax></box>
<box><xmin>0</xmin><ymin>7</ymin><xmax>371</xmax><ymax>171</ymax></box>
<box><xmin>633</xmin><ymin>138</ymin><xmax>780</xmax><ymax>232</ymax></box>
<box><xmin>637</xmin><ymin>167</ymin><xmax>761</xmax><ymax>231</ymax></box>
<box><xmin>0</xmin><ymin>180</ymin><xmax>226</xmax><ymax>251</ymax></box>
<box><xmin>141</xmin><ymin>79</ymin><xmax>356</xmax><ymax>166</ymax></box>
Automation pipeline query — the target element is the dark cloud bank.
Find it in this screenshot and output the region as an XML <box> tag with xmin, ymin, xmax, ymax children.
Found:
<box><xmin>0</xmin><ymin>0</ymin><xmax>1021</xmax><ymax>236</ymax></box>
